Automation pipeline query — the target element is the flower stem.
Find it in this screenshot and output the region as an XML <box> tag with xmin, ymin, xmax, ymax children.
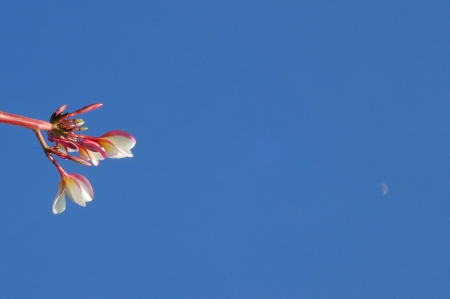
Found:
<box><xmin>34</xmin><ymin>129</ymin><xmax>50</xmax><ymax>150</ymax></box>
<box><xmin>34</xmin><ymin>129</ymin><xmax>91</xmax><ymax>167</ymax></box>
<box><xmin>33</xmin><ymin>129</ymin><xmax>64</xmax><ymax>176</ymax></box>
<box><xmin>0</xmin><ymin>110</ymin><xmax>52</xmax><ymax>131</ymax></box>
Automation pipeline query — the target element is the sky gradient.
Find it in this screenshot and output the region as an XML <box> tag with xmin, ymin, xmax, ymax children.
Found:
<box><xmin>0</xmin><ymin>1</ymin><xmax>450</xmax><ymax>298</ymax></box>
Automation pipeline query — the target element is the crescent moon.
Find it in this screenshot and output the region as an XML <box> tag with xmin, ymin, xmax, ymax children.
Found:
<box><xmin>381</xmin><ymin>182</ymin><xmax>388</xmax><ymax>196</ymax></box>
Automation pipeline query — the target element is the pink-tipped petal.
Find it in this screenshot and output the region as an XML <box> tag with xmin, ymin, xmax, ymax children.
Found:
<box><xmin>101</xmin><ymin>130</ymin><xmax>136</xmax><ymax>143</ymax></box>
<box><xmin>79</xmin><ymin>148</ymin><xmax>91</xmax><ymax>164</ymax></box>
<box><xmin>97</xmin><ymin>139</ymin><xmax>128</xmax><ymax>158</ymax></box>
<box><xmin>52</xmin><ymin>182</ymin><xmax>66</xmax><ymax>214</ymax></box>
<box><xmin>79</xmin><ymin>148</ymin><xmax>99</xmax><ymax>166</ymax></box>
<box><xmin>79</xmin><ymin>145</ymin><xmax>105</xmax><ymax>166</ymax></box>
<box><xmin>89</xmin><ymin>150</ymin><xmax>105</xmax><ymax>166</ymax></box>
<box><xmin>66</xmin><ymin>141</ymin><xmax>79</xmax><ymax>152</ymax></box>
<box><xmin>65</xmin><ymin>176</ymin><xmax>86</xmax><ymax>207</ymax></box>
<box><xmin>71</xmin><ymin>174</ymin><xmax>94</xmax><ymax>202</ymax></box>
<box><xmin>81</xmin><ymin>140</ymin><xmax>106</xmax><ymax>158</ymax></box>
<box><xmin>103</xmin><ymin>136</ymin><xmax>135</xmax><ymax>151</ymax></box>
<box><xmin>98</xmin><ymin>134</ymin><xmax>135</xmax><ymax>158</ymax></box>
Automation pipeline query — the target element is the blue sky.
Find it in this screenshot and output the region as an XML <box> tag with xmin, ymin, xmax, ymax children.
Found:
<box><xmin>1</xmin><ymin>1</ymin><xmax>450</xmax><ymax>298</ymax></box>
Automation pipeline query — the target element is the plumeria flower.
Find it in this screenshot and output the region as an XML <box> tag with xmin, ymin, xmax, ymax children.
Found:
<box><xmin>0</xmin><ymin>103</ymin><xmax>136</xmax><ymax>214</ymax></box>
<box><xmin>53</xmin><ymin>171</ymin><xmax>94</xmax><ymax>214</ymax></box>
<box><xmin>83</xmin><ymin>130</ymin><xmax>136</xmax><ymax>159</ymax></box>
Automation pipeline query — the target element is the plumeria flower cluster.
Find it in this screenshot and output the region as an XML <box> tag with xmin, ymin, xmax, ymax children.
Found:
<box><xmin>0</xmin><ymin>103</ymin><xmax>135</xmax><ymax>214</ymax></box>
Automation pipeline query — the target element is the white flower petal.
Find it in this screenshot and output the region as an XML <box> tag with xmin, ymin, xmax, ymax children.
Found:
<box><xmin>52</xmin><ymin>183</ymin><xmax>66</xmax><ymax>214</ymax></box>
<box><xmin>71</xmin><ymin>174</ymin><xmax>94</xmax><ymax>202</ymax></box>
<box><xmin>57</xmin><ymin>144</ymin><xmax>68</xmax><ymax>155</ymax></box>
<box><xmin>89</xmin><ymin>150</ymin><xmax>105</xmax><ymax>166</ymax></box>
<box><xmin>65</xmin><ymin>177</ymin><xmax>86</xmax><ymax>207</ymax></box>
<box><xmin>99</xmin><ymin>141</ymin><xmax>121</xmax><ymax>158</ymax></box>
<box><xmin>79</xmin><ymin>148</ymin><xmax>105</xmax><ymax>166</ymax></box>
<box><xmin>78</xmin><ymin>180</ymin><xmax>93</xmax><ymax>202</ymax></box>
<box><xmin>102</xmin><ymin>136</ymin><xmax>135</xmax><ymax>157</ymax></box>
<box><xmin>110</xmin><ymin>152</ymin><xmax>127</xmax><ymax>158</ymax></box>
<box><xmin>79</xmin><ymin>150</ymin><xmax>90</xmax><ymax>163</ymax></box>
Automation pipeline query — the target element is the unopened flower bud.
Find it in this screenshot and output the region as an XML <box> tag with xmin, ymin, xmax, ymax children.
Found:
<box><xmin>64</xmin><ymin>103</ymin><xmax>103</xmax><ymax>118</ymax></box>
<box><xmin>55</xmin><ymin>105</ymin><xmax>67</xmax><ymax>116</ymax></box>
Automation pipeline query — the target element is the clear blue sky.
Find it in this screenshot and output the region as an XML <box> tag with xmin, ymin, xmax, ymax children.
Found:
<box><xmin>1</xmin><ymin>1</ymin><xmax>449</xmax><ymax>298</ymax></box>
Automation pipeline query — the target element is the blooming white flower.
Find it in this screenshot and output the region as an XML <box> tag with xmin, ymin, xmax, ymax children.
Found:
<box><xmin>88</xmin><ymin>130</ymin><xmax>136</xmax><ymax>159</ymax></box>
<box><xmin>53</xmin><ymin>173</ymin><xmax>94</xmax><ymax>214</ymax></box>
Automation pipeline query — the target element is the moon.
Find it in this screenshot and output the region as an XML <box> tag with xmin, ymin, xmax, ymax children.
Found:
<box><xmin>381</xmin><ymin>182</ymin><xmax>388</xmax><ymax>196</ymax></box>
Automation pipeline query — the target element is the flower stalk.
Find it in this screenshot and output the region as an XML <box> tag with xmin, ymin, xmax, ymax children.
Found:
<box><xmin>0</xmin><ymin>110</ymin><xmax>53</xmax><ymax>131</ymax></box>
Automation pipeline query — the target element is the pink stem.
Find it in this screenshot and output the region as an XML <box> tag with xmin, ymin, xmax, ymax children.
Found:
<box><xmin>46</xmin><ymin>152</ymin><xmax>67</xmax><ymax>179</ymax></box>
<box><xmin>0</xmin><ymin>110</ymin><xmax>53</xmax><ymax>131</ymax></box>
